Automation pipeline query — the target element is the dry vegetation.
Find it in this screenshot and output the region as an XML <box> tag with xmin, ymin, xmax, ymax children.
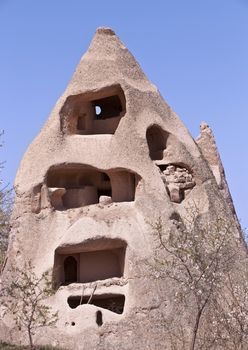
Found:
<box><xmin>151</xmin><ymin>203</ymin><xmax>248</xmax><ymax>349</ymax></box>
<box><xmin>0</xmin><ymin>132</ymin><xmax>12</xmax><ymax>271</ymax></box>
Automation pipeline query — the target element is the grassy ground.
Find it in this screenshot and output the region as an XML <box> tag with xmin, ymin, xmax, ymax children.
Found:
<box><xmin>0</xmin><ymin>343</ymin><xmax>64</xmax><ymax>350</ymax></box>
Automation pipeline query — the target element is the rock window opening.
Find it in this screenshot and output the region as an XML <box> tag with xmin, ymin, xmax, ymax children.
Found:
<box><xmin>96</xmin><ymin>311</ymin><xmax>103</xmax><ymax>326</ymax></box>
<box><xmin>46</xmin><ymin>165</ymin><xmax>139</xmax><ymax>210</ymax></box>
<box><xmin>53</xmin><ymin>239</ymin><xmax>127</xmax><ymax>287</ymax></box>
<box><xmin>146</xmin><ymin>125</ymin><xmax>169</xmax><ymax>160</ymax></box>
<box><xmin>92</xmin><ymin>95</ymin><xmax>123</xmax><ymax>120</ymax></box>
<box><xmin>60</xmin><ymin>85</ymin><xmax>126</xmax><ymax>135</ymax></box>
<box><xmin>67</xmin><ymin>294</ymin><xmax>125</xmax><ymax>315</ymax></box>
<box><xmin>95</xmin><ymin>106</ymin><xmax>102</xmax><ymax>116</ymax></box>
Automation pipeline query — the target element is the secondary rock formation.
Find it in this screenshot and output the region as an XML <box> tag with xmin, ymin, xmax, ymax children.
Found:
<box><xmin>196</xmin><ymin>122</ymin><xmax>238</xmax><ymax>220</ymax></box>
<box><xmin>0</xmin><ymin>28</ymin><xmax>246</xmax><ymax>350</ymax></box>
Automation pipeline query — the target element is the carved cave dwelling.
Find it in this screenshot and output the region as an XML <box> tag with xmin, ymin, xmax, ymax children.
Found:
<box><xmin>0</xmin><ymin>27</ymin><xmax>244</xmax><ymax>350</ymax></box>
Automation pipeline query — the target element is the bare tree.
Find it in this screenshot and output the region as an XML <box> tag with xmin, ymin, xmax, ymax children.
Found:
<box><xmin>150</xmin><ymin>202</ymin><xmax>246</xmax><ymax>349</ymax></box>
<box><xmin>205</xmin><ymin>270</ymin><xmax>248</xmax><ymax>350</ymax></box>
<box><xmin>3</xmin><ymin>261</ymin><xmax>58</xmax><ymax>350</ymax></box>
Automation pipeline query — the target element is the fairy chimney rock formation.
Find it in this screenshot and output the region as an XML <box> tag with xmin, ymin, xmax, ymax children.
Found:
<box><xmin>0</xmin><ymin>27</ymin><xmax>243</xmax><ymax>350</ymax></box>
<box><xmin>196</xmin><ymin>122</ymin><xmax>238</xmax><ymax>219</ymax></box>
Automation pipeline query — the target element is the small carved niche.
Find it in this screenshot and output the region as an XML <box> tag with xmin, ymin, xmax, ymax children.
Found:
<box><xmin>96</xmin><ymin>311</ymin><xmax>103</xmax><ymax>326</ymax></box>
<box><xmin>60</xmin><ymin>84</ymin><xmax>126</xmax><ymax>135</ymax></box>
<box><xmin>159</xmin><ymin>164</ymin><xmax>195</xmax><ymax>203</ymax></box>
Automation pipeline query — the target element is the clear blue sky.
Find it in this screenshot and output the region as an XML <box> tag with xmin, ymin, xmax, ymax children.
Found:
<box><xmin>0</xmin><ymin>0</ymin><xmax>247</xmax><ymax>228</ymax></box>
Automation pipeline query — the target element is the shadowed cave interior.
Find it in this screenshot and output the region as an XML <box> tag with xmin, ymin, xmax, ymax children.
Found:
<box><xmin>54</xmin><ymin>239</ymin><xmax>127</xmax><ymax>286</ymax></box>
<box><xmin>46</xmin><ymin>165</ymin><xmax>139</xmax><ymax>210</ymax></box>
<box><xmin>67</xmin><ymin>294</ymin><xmax>125</xmax><ymax>315</ymax></box>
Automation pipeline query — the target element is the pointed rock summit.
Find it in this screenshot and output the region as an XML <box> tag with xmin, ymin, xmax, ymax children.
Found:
<box><xmin>0</xmin><ymin>28</ymin><xmax>246</xmax><ymax>350</ymax></box>
<box><xmin>196</xmin><ymin>122</ymin><xmax>238</xmax><ymax>220</ymax></box>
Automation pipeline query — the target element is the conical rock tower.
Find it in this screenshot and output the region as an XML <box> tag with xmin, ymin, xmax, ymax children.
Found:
<box><xmin>0</xmin><ymin>28</ymin><xmax>246</xmax><ymax>350</ymax></box>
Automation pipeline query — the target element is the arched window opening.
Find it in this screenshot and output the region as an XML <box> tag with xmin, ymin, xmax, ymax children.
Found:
<box><xmin>146</xmin><ymin>125</ymin><xmax>169</xmax><ymax>160</ymax></box>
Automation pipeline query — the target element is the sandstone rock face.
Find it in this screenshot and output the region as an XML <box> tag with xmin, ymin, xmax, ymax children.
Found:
<box><xmin>0</xmin><ymin>28</ymin><xmax>245</xmax><ymax>349</ymax></box>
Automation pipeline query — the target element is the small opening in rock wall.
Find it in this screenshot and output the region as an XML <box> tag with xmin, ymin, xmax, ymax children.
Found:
<box><xmin>156</xmin><ymin>164</ymin><xmax>167</xmax><ymax>172</ymax></box>
<box><xmin>71</xmin><ymin>322</ymin><xmax>75</xmax><ymax>326</ymax></box>
<box><xmin>146</xmin><ymin>125</ymin><xmax>169</xmax><ymax>160</ymax></box>
<box><xmin>96</xmin><ymin>310</ymin><xmax>103</xmax><ymax>326</ymax></box>
<box><xmin>92</xmin><ymin>95</ymin><xmax>123</xmax><ymax>120</ymax></box>
<box><xmin>67</xmin><ymin>294</ymin><xmax>125</xmax><ymax>314</ymax></box>
<box><xmin>95</xmin><ymin>106</ymin><xmax>101</xmax><ymax>116</ymax></box>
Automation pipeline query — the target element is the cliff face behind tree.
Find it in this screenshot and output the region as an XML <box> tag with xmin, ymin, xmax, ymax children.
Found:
<box><xmin>0</xmin><ymin>28</ymin><xmax>247</xmax><ymax>350</ymax></box>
